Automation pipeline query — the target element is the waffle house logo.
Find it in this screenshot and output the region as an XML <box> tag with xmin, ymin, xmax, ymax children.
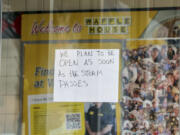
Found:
<box><xmin>85</xmin><ymin>17</ymin><xmax>131</xmax><ymax>35</ymax></box>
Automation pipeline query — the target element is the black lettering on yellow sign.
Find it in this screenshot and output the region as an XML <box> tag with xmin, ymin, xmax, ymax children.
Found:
<box><xmin>120</xmin><ymin>26</ymin><xmax>127</xmax><ymax>33</ymax></box>
<box><xmin>97</xmin><ymin>26</ymin><xmax>103</xmax><ymax>34</ymax></box>
<box><xmin>85</xmin><ymin>16</ymin><xmax>131</xmax><ymax>34</ymax></box>
<box><xmin>47</xmin><ymin>78</ymin><xmax>54</xmax><ymax>88</ymax></box>
<box><xmin>124</xmin><ymin>17</ymin><xmax>131</xmax><ymax>25</ymax></box>
<box><xmin>112</xmin><ymin>26</ymin><xmax>119</xmax><ymax>33</ymax></box>
<box><xmin>89</xmin><ymin>26</ymin><xmax>95</xmax><ymax>34</ymax></box>
<box><xmin>101</xmin><ymin>18</ymin><xmax>107</xmax><ymax>25</ymax></box>
<box><xmin>109</xmin><ymin>18</ymin><xmax>115</xmax><ymax>25</ymax></box>
<box><xmin>34</xmin><ymin>67</ymin><xmax>54</xmax><ymax>76</ymax></box>
<box><xmin>116</xmin><ymin>17</ymin><xmax>123</xmax><ymax>25</ymax></box>
<box><xmin>34</xmin><ymin>80</ymin><xmax>44</xmax><ymax>88</ymax></box>
<box><xmin>93</xmin><ymin>18</ymin><xmax>100</xmax><ymax>25</ymax></box>
<box><xmin>104</xmin><ymin>26</ymin><xmax>111</xmax><ymax>34</ymax></box>
<box><xmin>85</xmin><ymin>18</ymin><xmax>92</xmax><ymax>25</ymax></box>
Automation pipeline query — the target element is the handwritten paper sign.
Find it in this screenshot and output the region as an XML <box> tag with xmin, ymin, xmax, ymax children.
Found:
<box><xmin>54</xmin><ymin>49</ymin><xmax>119</xmax><ymax>102</ymax></box>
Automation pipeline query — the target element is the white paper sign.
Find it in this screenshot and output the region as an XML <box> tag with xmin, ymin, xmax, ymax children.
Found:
<box><xmin>54</xmin><ymin>49</ymin><xmax>119</xmax><ymax>102</ymax></box>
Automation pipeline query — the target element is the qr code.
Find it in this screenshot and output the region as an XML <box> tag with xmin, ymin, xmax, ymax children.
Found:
<box><xmin>65</xmin><ymin>113</ymin><xmax>81</xmax><ymax>130</ymax></box>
